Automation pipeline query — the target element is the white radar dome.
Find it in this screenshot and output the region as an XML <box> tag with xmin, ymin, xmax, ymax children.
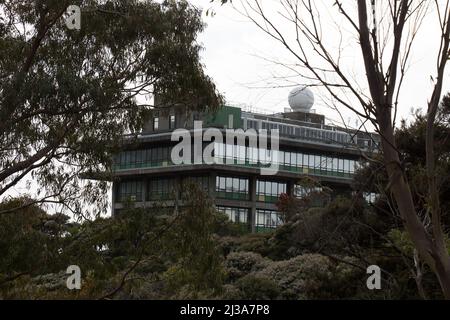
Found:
<box><xmin>288</xmin><ymin>86</ymin><xmax>314</xmax><ymax>112</ymax></box>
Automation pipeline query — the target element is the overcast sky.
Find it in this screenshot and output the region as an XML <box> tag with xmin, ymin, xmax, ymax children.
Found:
<box><xmin>190</xmin><ymin>0</ymin><xmax>450</xmax><ymax>129</ymax></box>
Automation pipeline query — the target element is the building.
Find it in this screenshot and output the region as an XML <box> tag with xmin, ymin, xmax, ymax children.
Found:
<box><xmin>111</xmin><ymin>87</ymin><xmax>379</xmax><ymax>232</ymax></box>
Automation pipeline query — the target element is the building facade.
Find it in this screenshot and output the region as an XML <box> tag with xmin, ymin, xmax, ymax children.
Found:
<box><xmin>111</xmin><ymin>92</ymin><xmax>379</xmax><ymax>232</ymax></box>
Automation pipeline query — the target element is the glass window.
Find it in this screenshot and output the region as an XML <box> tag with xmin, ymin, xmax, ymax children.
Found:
<box><xmin>220</xmin><ymin>177</ymin><xmax>225</xmax><ymax>190</ymax></box>
<box><xmin>217</xmin><ymin>206</ymin><xmax>249</xmax><ymax>225</ymax></box>
<box><xmin>169</xmin><ymin>115</ymin><xmax>175</xmax><ymax>129</ymax></box>
<box><xmin>308</xmin><ymin>154</ymin><xmax>314</xmax><ymax>168</ymax></box>
<box><xmin>297</xmin><ymin>153</ymin><xmax>303</xmax><ymax>167</ymax></box>
<box><xmin>226</xmin><ymin>177</ymin><xmax>233</xmax><ymax>192</ymax></box>
<box><xmin>255</xmin><ymin>209</ymin><xmax>283</xmax><ymax>229</ymax></box>
<box><xmin>271</xmin><ymin>182</ymin><xmax>277</xmax><ymax>196</ymax></box>
<box><xmin>314</xmin><ymin>154</ymin><xmax>321</xmax><ymax>169</ymax></box>
<box><xmin>326</xmin><ymin>156</ymin><xmax>332</xmax><ymax>170</ymax></box>
<box><xmin>233</xmin><ymin>178</ymin><xmax>239</xmax><ymax>192</ymax></box>
<box><xmin>117</xmin><ymin>180</ymin><xmax>143</xmax><ymax>202</ymax></box>
<box><xmin>239</xmin><ymin>179</ymin><xmax>246</xmax><ymax>192</ymax></box>
<box><xmin>284</xmin><ymin>152</ymin><xmax>291</xmax><ymax>165</ymax></box>
<box><xmin>278</xmin><ymin>151</ymin><xmax>284</xmax><ymax>164</ymax></box>
<box><xmin>153</xmin><ymin>117</ymin><xmax>159</xmax><ymax>131</ymax></box>
<box><xmin>332</xmin><ymin>158</ymin><xmax>338</xmax><ymax>171</ymax></box>
<box><xmin>345</xmin><ymin>159</ymin><xmax>350</xmax><ymax>172</ymax></box>
<box><xmin>258</xmin><ymin>181</ymin><xmax>264</xmax><ymax>194</ymax></box>
<box><xmin>264</xmin><ymin>181</ymin><xmax>269</xmax><ymax>195</ymax></box>
<box><xmin>216</xmin><ymin>176</ymin><xmax>249</xmax><ymax>199</ymax></box>
<box><xmin>291</xmin><ymin>153</ymin><xmax>296</xmax><ymax>167</ymax></box>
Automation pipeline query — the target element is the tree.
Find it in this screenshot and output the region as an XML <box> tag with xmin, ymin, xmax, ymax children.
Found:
<box><xmin>0</xmin><ymin>198</ymin><xmax>69</xmax><ymax>280</ymax></box>
<box><xmin>0</xmin><ymin>0</ymin><xmax>222</xmax><ymax>216</ymax></box>
<box><xmin>217</xmin><ymin>0</ymin><xmax>450</xmax><ymax>297</ymax></box>
<box><xmin>163</xmin><ymin>184</ymin><xmax>225</xmax><ymax>297</ymax></box>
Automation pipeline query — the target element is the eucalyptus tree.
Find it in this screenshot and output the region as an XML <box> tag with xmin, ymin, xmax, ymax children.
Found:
<box><xmin>0</xmin><ymin>0</ymin><xmax>222</xmax><ymax>216</ymax></box>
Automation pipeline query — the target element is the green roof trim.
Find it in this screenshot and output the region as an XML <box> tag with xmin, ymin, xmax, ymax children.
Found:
<box><xmin>204</xmin><ymin>105</ymin><xmax>243</xmax><ymax>129</ymax></box>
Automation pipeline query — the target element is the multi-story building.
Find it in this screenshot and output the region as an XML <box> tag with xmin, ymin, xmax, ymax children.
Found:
<box><xmin>111</xmin><ymin>87</ymin><xmax>379</xmax><ymax>232</ymax></box>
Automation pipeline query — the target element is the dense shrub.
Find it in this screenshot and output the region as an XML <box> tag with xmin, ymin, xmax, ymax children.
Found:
<box><xmin>234</xmin><ymin>275</ymin><xmax>280</xmax><ymax>300</ymax></box>
<box><xmin>224</xmin><ymin>251</ymin><xmax>270</xmax><ymax>281</ymax></box>
<box><xmin>253</xmin><ymin>254</ymin><xmax>362</xmax><ymax>299</ymax></box>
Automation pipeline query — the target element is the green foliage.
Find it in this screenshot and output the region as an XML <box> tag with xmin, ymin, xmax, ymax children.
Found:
<box><xmin>262</xmin><ymin>196</ymin><xmax>385</xmax><ymax>261</ymax></box>
<box><xmin>234</xmin><ymin>275</ymin><xmax>280</xmax><ymax>300</ymax></box>
<box><xmin>0</xmin><ymin>0</ymin><xmax>222</xmax><ymax>217</ymax></box>
<box><xmin>163</xmin><ymin>185</ymin><xmax>224</xmax><ymax>296</ymax></box>
<box><xmin>254</xmin><ymin>254</ymin><xmax>362</xmax><ymax>300</ymax></box>
<box><xmin>0</xmin><ymin>198</ymin><xmax>69</xmax><ymax>276</ymax></box>
<box><xmin>224</xmin><ymin>251</ymin><xmax>269</xmax><ymax>281</ymax></box>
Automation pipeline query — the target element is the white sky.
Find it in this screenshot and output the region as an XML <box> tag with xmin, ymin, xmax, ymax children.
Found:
<box><xmin>190</xmin><ymin>0</ymin><xmax>450</xmax><ymax>128</ymax></box>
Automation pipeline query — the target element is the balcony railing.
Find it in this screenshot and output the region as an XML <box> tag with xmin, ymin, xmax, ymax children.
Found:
<box><xmin>113</xmin><ymin>159</ymin><xmax>354</xmax><ymax>180</ymax></box>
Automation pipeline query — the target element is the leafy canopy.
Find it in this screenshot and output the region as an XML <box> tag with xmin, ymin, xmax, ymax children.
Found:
<box><xmin>0</xmin><ymin>0</ymin><xmax>222</xmax><ymax>216</ymax></box>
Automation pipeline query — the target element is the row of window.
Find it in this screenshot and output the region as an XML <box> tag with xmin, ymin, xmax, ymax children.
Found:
<box><xmin>215</xmin><ymin>176</ymin><xmax>249</xmax><ymax>194</ymax></box>
<box><xmin>117</xmin><ymin>177</ymin><xmax>209</xmax><ymax>202</ymax></box>
<box><xmin>148</xmin><ymin>178</ymin><xmax>176</xmax><ymax>200</ymax></box>
<box><xmin>118</xmin><ymin>176</ymin><xmax>374</xmax><ymax>204</ymax></box>
<box><xmin>117</xmin><ymin>181</ymin><xmax>144</xmax><ymax>202</ymax></box>
<box><xmin>215</xmin><ymin>176</ymin><xmax>249</xmax><ymax>201</ymax></box>
<box><xmin>117</xmin><ymin>182</ymin><xmax>282</xmax><ymax>230</ymax></box>
<box><xmin>213</xmin><ymin>142</ymin><xmax>358</xmax><ymax>174</ymax></box>
<box><xmin>294</xmin><ymin>185</ymin><xmax>323</xmax><ymax>198</ymax></box>
<box><xmin>117</xmin><ymin>177</ymin><xmax>288</xmax><ymax>203</ymax></box>
<box><xmin>216</xmin><ymin>206</ymin><xmax>248</xmax><ymax>224</ymax></box>
<box><xmin>246</xmin><ymin>119</ymin><xmax>351</xmax><ymax>145</ymax></box>
<box><xmin>256</xmin><ymin>209</ymin><xmax>283</xmax><ymax>229</ymax></box>
<box><xmin>256</xmin><ymin>180</ymin><xmax>287</xmax><ymax>198</ymax></box>
<box><xmin>114</xmin><ymin>144</ymin><xmax>359</xmax><ymax>177</ymax></box>
<box><xmin>115</xmin><ymin>147</ymin><xmax>171</xmax><ymax>168</ymax></box>
<box><xmin>216</xmin><ymin>206</ymin><xmax>282</xmax><ymax>231</ymax></box>
<box><xmin>214</xmin><ymin>177</ymin><xmax>288</xmax><ymax>202</ymax></box>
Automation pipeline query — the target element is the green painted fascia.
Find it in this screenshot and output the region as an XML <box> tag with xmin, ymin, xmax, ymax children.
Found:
<box><xmin>204</xmin><ymin>105</ymin><xmax>243</xmax><ymax>129</ymax></box>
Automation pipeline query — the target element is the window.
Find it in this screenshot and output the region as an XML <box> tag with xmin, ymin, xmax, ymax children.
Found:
<box><xmin>364</xmin><ymin>192</ymin><xmax>378</xmax><ymax>204</ymax></box>
<box><xmin>183</xmin><ymin>176</ymin><xmax>209</xmax><ymax>192</ymax></box>
<box><xmin>344</xmin><ymin>159</ymin><xmax>350</xmax><ymax>173</ymax></box>
<box><xmin>339</xmin><ymin>158</ymin><xmax>345</xmax><ymax>172</ymax></box>
<box><xmin>153</xmin><ymin>117</ymin><xmax>159</xmax><ymax>131</ymax></box>
<box><xmin>117</xmin><ymin>180</ymin><xmax>143</xmax><ymax>202</ymax></box>
<box><xmin>217</xmin><ymin>206</ymin><xmax>249</xmax><ymax>225</ymax></box>
<box><xmin>314</xmin><ymin>154</ymin><xmax>321</xmax><ymax>169</ymax></box>
<box><xmin>291</xmin><ymin>152</ymin><xmax>297</xmax><ymax>167</ymax></box>
<box><xmin>350</xmin><ymin>160</ymin><xmax>356</xmax><ymax>173</ymax></box>
<box><xmin>256</xmin><ymin>180</ymin><xmax>287</xmax><ymax>201</ymax></box>
<box><xmin>169</xmin><ymin>115</ymin><xmax>175</xmax><ymax>129</ymax></box>
<box><xmin>218</xmin><ymin>176</ymin><xmax>226</xmax><ymax>191</ymax></box>
<box><xmin>294</xmin><ymin>184</ymin><xmax>323</xmax><ymax>198</ymax></box>
<box><xmin>148</xmin><ymin>178</ymin><xmax>175</xmax><ymax>200</ymax></box>
<box><xmin>216</xmin><ymin>176</ymin><xmax>249</xmax><ymax>200</ymax></box>
<box><xmin>308</xmin><ymin>154</ymin><xmax>314</xmax><ymax>168</ymax></box>
<box><xmin>256</xmin><ymin>209</ymin><xmax>283</xmax><ymax>229</ymax></box>
<box><xmin>297</xmin><ymin>153</ymin><xmax>303</xmax><ymax>167</ymax></box>
<box><xmin>233</xmin><ymin>177</ymin><xmax>239</xmax><ymax>192</ymax></box>
<box><xmin>239</xmin><ymin>179</ymin><xmax>246</xmax><ymax>193</ymax></box>
<box><xmin>332</xmin><ymin>157</ymin><xmax>338</xmax><ymax>171</ymax></box>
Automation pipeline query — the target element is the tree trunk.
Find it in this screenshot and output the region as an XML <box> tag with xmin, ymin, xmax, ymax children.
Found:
<box><xmin>378</xmin><ymin>111</ymin><xmax>450</xmax><ymax>299</ymax></box>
